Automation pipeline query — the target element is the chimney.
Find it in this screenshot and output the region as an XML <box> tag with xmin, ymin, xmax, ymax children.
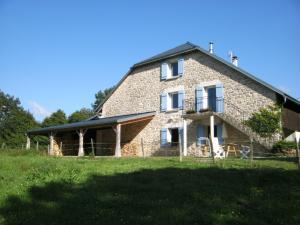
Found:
<box><xmin>232</xmin><ymin>55</ymin><xmax>238</xmax><ymax>67</ymax></box>
<box><xmin>209</xmin><ymin>42</ymin><xmax>214</xmax><ymax>54</ymax></box>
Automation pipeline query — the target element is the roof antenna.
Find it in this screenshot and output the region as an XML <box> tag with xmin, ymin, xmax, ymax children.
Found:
<box><xmin>228</xmin><ymin>51</ymin><xmax>233</xmax><ymax>63</ymax></box>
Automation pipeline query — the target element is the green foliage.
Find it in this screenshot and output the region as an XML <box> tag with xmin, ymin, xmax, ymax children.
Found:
<box><xmin>0</xmin><ymin>90</ymin><xmax>40</xmax><ymax>147</ymax></box>
<box><xmin>42</xmin><ymin>109</ymin><xmax>67</xmax><ymax>127</ymax></box>
<box><xmin>273</xmin><ymin>140</ymin><xmax>298</xmax><ymax>152</ymax></box>
<box><xmin>68</xmin><ymin>108</ymin><xmax>94</xmax><ymax>123</ymax></box>
<box><xmin>244</xmin><ymin>105</ymin><xmax>281</xmax><ymax>138</ymax></box>
<box><xmin>92</xmin><ymin>86</ymin><xmax>115</xmax><ymax>110</ymax></box>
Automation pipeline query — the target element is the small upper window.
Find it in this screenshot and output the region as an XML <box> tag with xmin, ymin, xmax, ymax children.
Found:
<box><xmin>171</xmin><ymin>62</ymin><xmax>178</xmax><ymax>77</ymax></box>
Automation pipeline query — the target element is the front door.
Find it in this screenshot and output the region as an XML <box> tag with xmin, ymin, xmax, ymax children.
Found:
<box><xmin>208</xmin><ymin>87</ymin><xmax>216</xmax><ymax>112</ymax></box>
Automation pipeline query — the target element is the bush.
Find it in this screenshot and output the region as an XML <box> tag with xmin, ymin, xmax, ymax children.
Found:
<box><xmin>273</xmin><ymin>140</ymin><xmax>297</xmax><ymax>153</ymax></box>
<box><xmin>244</xmin><ymin>105</ymin><xmax>281</xmax><ymax>138</ymax></box>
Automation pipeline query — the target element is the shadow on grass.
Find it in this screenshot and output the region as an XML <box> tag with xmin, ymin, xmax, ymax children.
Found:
<box><xmin>255</xmin><ymin>157</ymin><xmax>298</xmax><ymax>163</ymax></box>
<box><xmin>1</xmin><ymin>168</ymin><xmax>300</xmax><ymax>225</ymax></box>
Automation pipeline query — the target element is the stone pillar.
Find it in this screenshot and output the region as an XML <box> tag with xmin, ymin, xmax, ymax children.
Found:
<box><xmin>26</xmin><ymin>135</ymin><xmax>31</xmax><ymax>150</ymax></box>
<box><xmin>78</xmin><ymin>129</ymin><xmax>85</xmax><ymax>156</ymax></box>
<box><xmin>49</xmin><ymin>133</ymin><xmax>54</xmax><ymax>155</ymax></box>
<box><xmin>115</xmin><ymin>124</ymin><xmax>121</xmax><ymax>157</ymax></box>
<box><xmin>210</xmin><ymin>115</ymin><xmax>215</xmax><ymax>151</ymax></box>
<box><xmin>183</xmin><ymin>119</ymin><xmax>187</xmax><ymax>156</ymax></box>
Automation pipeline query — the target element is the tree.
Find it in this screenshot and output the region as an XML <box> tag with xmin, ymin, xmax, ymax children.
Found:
<box><xmin>92</xmin><ymin>86</ymin><xmax>115</xmax><ymax>110</ymax></box>
<box><xmin>42</xmin><ymin>109</ymin><xmax>67</xmax><ymax>127</ymax></box>
<box><xmin>244</xmin><ymin>105</ymin><xmax>281</xmax><ymax>138</ymax></box>
<box><xmin>0</xmin><ymin>90</ymin><xmax>40</xmax><ymax>147</ymax></box>
<box><xmin>68</xmin><ymin>108</ymin><xmax>94</xmax><ymax>123</ymax></box>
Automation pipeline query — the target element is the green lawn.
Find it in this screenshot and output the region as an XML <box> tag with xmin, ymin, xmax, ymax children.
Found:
<box><xmin>0</xmin><ymin>150</ymin><xmax>299</xmax><ymax>225</ymax></box>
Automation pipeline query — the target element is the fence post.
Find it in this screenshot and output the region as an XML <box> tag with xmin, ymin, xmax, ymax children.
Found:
<box><xmin>179</xmin><ymin>132</ymin><xmax>182</xmax><ymax>162</ymax></box>
<box><xmin>141</xmin><ymin>138</ymin><xmax>145</xmax><ymax>158</ymax></box>
<box><xmin>59</xmin><ymin>142</ymin><xmax>62</xmax><ymax>155</ymax></box>
<box><xmin>36</xmin><ymin>141</ymin><xmax>39</xmax><ymax>151</ymax></box>
<box><xmin>250</xmin><ymin>137</ymin><xmax>254</xmax><ymax>166</ymax></box>
<box><xmin>91</xmin><ymin>138</ymin><xmax>95</xmax><ymax>157</ymax></box>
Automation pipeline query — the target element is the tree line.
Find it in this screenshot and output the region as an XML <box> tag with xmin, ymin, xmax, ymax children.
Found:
<box><xmin>0</xmin><ymin>86</ymin><xmax>114</xmax><ymax>147</ymax></box>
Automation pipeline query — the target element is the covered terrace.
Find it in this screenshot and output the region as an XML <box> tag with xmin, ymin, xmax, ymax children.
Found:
<box><xmin>26</xmin><ymin>111</ymin><xmax>155</xmax><ymax>157</ymax></box>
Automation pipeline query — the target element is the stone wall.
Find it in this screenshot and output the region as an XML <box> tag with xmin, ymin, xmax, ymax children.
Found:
<box><xmin>101</xmin><ymin>51</ymin><xmax>277</xmax><ymax>156</ymax></box>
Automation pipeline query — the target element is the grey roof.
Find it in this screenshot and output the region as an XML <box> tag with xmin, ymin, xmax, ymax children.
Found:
<box><xmin>27</xmin><ymin>111</ymin><xmax>156</xmax><ymax>135</ymax></box>
<box><xmin>95</xmin><ymin>41</ymin><xmax>300</xmax><ymax>112</ymax></box>
<box><xmin>134</xmin><ymin>42</ymin><xmax>197</xmax><ymax>67</ymax></box>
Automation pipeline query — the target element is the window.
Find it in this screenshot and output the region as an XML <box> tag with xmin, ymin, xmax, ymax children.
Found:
<box><xmin>169</xmin><ymin>92</ymin><xmax>179</xmax><ymax>110</ymax></box>
<box><xmin>161</xmin><ymin>58</ymin><xmax>184</xmax><ymax>80</ymax></box>
<box><xmin>170</xmin><ymin>128</ymin><xmax>179</xmax><ymax>146</ymax></box>
<box><xmin>161</xmin><ymin>90</ymin><xmax>184</xmax><ymax>112</ymax></box>
<box><xmin>171</xmin><ymin>62</ymin><xmax>178</xmax><ymax>77</ymax></box>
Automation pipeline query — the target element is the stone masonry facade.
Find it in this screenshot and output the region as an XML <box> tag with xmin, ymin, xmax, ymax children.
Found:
<box><xmin>100</xmin><ymin>50</ymin><xmax>277</xmax><ymax>156</ymax></box>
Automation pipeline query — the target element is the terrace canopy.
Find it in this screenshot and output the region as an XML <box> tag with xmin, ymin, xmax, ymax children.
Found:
<box><xmin>27</xmin><ymin>111</ymin><xmax>156</xmax><ymax>157</ymax></box>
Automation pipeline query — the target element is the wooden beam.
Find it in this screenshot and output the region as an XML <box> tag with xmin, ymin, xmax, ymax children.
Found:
<box><xmin>119</xmin><ymin>116</ymin><xmax>154</xmax><ymax>126</ymax></box>
<box><xmin>26</xmin><ymin>135</ymin><xmax>31</xmax><ymax>150</ymax></box>
<box><xmin>183</xmin><ymin>119</ymin><xmax>187</xmax><ymax>156</ymax></box>
<box><xmin>210</xmin><ymin>115</ymin><xmax>215</xmax><ymax>163</ymax></box>
<box><xmin>115</xmin><ymin>124</ymin><xmax>121</xmax><ymax>157</ymax></box>
<box><xmin>77</xmin><ymin>129</ymin><xmax>87</xmax><ymax>157</ymax></box>
<box><xmin>49</xmin><ymin>132</ymin><xmax>54</xmax><ymax>156</ymax></box>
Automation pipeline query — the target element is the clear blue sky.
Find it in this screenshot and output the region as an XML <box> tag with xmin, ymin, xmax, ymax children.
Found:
<box><xmin>1</xmin><ymin>0</ymin><xmax>299</xmax><ymax>121</ymax></box>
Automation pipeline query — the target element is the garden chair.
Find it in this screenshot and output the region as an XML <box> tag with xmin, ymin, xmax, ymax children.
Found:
<box><xmin>240</xmin><ymin>145</ymin><xmax>250</xmax><ymax>159</ymax></box>
<box><xmin>212</xmin><ymin>137</ymin><xmax>225</xmax><ymax>159</ymax></box>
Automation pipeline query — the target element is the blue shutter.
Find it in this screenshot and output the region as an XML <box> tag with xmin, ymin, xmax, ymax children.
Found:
<box><xmin>178</xmin><ymin>90</ymin><xmax>185</xmax><ymax>110</ymax></box>
<box><xmin>197</xmin><ymin>125</ymin><xmax>205</xmax><ymax>146</ymax></box>
<box><xmin>160</xmin><ymin>93</ymin><xmax>167</xmax><ymax>112</ymax></box>
<box><xmin>217</xmin><ymin>124</ymin><xmax>224</xmax><ymax>144</ymax></box>
<box><xmin>161</xmin><ymin>63</ymin><xmax>168</xmax><ymax>80</ymax></box>
<box><xmin>216</xmin><ymin>83</ymin><xmax>224</xmax><ymax>113</ymax></box>
<box><xmin>178</xmin><ymin>58</ymin><xmax>184</xmax><ymax>76</ymax></box>
<box><xmin>196</xmin><ymin>86</ymin><xmax>204</xmax><ymax>112</ymax></box>
<box><xmin>161</xmin><ymin>128</ymin><xmax>168</xmax><ymax>147</ymax></box>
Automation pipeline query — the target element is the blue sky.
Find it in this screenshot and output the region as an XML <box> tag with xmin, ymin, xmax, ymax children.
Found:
<box><xmin>1</xmin><ymin>0</ymin><xmax>299</xmax><ymax>121</ymax></box>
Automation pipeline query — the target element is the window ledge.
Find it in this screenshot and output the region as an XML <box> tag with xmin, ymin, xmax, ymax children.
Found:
<box><xmin>166</xmin><ymin>109</ymin><xmax>180</xmax><ymax>113</ymax></box>
<box><xmin>165</xmin><ymin>75</ymin><xmax>181</xmax><ymax>81</ymax></box>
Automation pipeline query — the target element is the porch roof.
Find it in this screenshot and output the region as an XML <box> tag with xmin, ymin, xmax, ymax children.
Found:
<box><xmin>27</xmin><ymin>111</ymin><xmax>156</xmax><ymax>135</ymax></box>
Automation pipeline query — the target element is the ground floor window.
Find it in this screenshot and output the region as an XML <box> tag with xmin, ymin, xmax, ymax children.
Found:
<box><xmin>161</xmin><ymin>127</ymin><xmax>182</xmax><ymax>147</ymax></box>
<box><xmin>170</xmin><ymin>128</ymin><xmax>179</xmax><ymax>146</ymax></box>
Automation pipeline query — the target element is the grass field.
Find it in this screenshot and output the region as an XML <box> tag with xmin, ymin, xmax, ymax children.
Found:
<box><xmin>0</xmin><ymin>150</ymin><xmax>299</xmax><ymax>225</ymax></box>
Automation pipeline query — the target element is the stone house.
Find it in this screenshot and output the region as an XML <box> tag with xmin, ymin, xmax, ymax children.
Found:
<box><xmin>27</xmin><ymin>42</ymin><xmax>300</xmax><ymax>156</ymax></box>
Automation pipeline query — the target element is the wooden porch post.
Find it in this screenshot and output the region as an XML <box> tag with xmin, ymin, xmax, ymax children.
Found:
<box><xmin>77</xmin><ymin>129</ymin><xmax>86</xmax><ymax>157</ymax></box>
<box><xmin>210</xmin><ymin>115</ymin><xmax>215</xmax><ymax>163</ymax></box>
<box><xmin>26</xmin><ymin>135</ymin><xmax>31</xmax><ymax>150</ymax></box>
<box><xmin>183</xmin><ymin>119</ymin><xmax>187</xmax><ymax>156</ymax></box>
<box><xmin>114</xmin><ymin>124</ymin><xmax>121</xmax><ymax>157</ymax></box>
<box><xmin>49</xmin><ymin>132</ymin><xmax>54</xmax><ymax>155</ymax></box>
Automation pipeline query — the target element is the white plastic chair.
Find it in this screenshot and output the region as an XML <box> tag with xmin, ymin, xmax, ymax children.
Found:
<box><xmin>212</xmin><ymin>137</ymin><xmax>225</xmax><ymax>159</ymax></box>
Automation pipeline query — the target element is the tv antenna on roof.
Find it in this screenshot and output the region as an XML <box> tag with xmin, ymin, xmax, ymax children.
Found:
<box><xmin>228</xmin><ymin>51</ymin><xmax>233</xmax><ymax>62</ymax></box>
